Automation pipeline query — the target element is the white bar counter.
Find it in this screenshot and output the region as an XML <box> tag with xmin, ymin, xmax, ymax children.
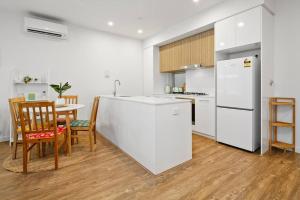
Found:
<box><xmin>98</xmin><ymin>96</ymin><xmax>192</xmax><ymax>175</ymax></box>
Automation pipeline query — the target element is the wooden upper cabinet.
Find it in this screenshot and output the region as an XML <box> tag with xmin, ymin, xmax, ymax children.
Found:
<box><xmin>181</xmin><ymin>37</ymin><xmax>191</xmax><ymax>66</ymax></box>
<box><xmin>172</xmin><ymin>40</ymin><xmax>183</xmax><ymax>71</ymax></box>
<box><xmin>190</xmin><ymin>34</ymin><xmax>202</xmax><ymax>65</ymax></box>
<box><xmin>191</xmin><ymin>29</ymin><xmax>214</xmax><ymax>67</ymax></box>
<box><xmin>159</xmin><ymin>29</ymin><xmax>214</xmax><ymax>72</ymax></box>
<box><xmin>200</xmin><ymin>29</ymin><xmax>214</xmax><ymax>67</ymax></box>
<box><xmin>159</xmin><ymin>44</ymin><xmax>171</xmax><ymax>72</ymax></box>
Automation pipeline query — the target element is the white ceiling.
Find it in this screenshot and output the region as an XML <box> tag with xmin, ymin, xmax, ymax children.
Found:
<box><xmin>0</xmin><ymin>0</ymin><xmax>227</xmax><ymax>39</ymax></box>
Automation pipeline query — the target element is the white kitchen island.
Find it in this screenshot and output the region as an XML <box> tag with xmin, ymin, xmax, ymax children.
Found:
<box><xmin>98</xmin><ymin>96</ymin><xmax>192</xmax><ymax>175</ymax></box>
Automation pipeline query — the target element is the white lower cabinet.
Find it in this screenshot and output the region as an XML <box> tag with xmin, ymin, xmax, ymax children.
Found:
<box><xmin>194</xmin><ymin>98</ymin><xmax>215</xmax><ymax>137</ymax></box>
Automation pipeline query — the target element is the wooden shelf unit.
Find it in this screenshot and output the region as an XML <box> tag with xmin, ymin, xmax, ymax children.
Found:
<box><xmin>269</xmin><ymin>97</ymin><xmax>296</xmax><ymax>153</ymax></box>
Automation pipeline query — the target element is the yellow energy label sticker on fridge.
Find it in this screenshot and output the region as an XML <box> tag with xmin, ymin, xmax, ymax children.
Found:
<box><xmin>244</xmin><ymin>59</ymin><xmax>252</xmax><ymax>68</ymax></box>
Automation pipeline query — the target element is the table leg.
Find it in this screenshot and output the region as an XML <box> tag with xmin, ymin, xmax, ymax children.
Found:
<box><xmin>65</xmin><ymin>113</ymin><xmax>72</xmax><ymax>156</ymax></box>
<box><xmin>71</xmin><ymin>110</ymin><xmax>79</xmax><ymax>144</ymax></box>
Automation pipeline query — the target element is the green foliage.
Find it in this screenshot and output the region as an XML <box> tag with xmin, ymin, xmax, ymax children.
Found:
<box><xmin>23</xmin><ymin>76</ymin><xmax>32</xmax><ymax>84</ymax></box>
<box><xmin>50</xmin><ymin>82</ymin><xmax>71</xmax><ymax>98</ymax></box>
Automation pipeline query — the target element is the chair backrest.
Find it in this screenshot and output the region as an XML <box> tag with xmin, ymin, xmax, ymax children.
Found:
<box><xmin>61</xmin><ymin>95</ymin><xmax>78</xmax><ymax>104</ymax></box>
<box><xmin>8</xmin><ymin>96</ymin><xmax>26</xmax><ymax>131</ymax></box>
<box><xmin>89</xmin><ymin>96</ymin><xmax>100</xmax><ymax>129</ymax></box>
<box><xmin>18</xmin><ymin>101</ymin><xmax>58</xmax><ymax>140</ymax></box>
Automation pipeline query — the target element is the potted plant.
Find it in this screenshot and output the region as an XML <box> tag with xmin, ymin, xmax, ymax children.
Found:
<box><xmin>50</xmin><ymin>82</ymin><xmax>71</xmax><ymax>104</ymax></box>
<box><xmin>23</xmin><ymin>76</ymin><xmax>32</xmax><ymax>84</ymax></box>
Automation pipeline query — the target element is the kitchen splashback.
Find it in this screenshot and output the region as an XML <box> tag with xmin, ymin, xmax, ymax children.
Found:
<box><xmin>185</xmin><ymin>68</ymin><xmax>214</xmax><ymax>94</ymax></box>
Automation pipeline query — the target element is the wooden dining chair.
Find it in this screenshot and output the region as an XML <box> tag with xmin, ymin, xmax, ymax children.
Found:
<box><xmin>70</xmin><ymin>96</ymin><xmax>100</xmax><ymax>151</ymax></box>
<box><xmin>18</xmin><ymin>101</ymin><xmax>67</xmax><ymax>173</ymax></box>
<box><xmin>57</xmin><ymin>95</ymin><xmax>78</xmax><ymax>121</ymax></box>
<box><xmin>57</xmin><ymin>95</ymin><xmax>79</xmax><ymax>143</ymax></box>
<box><xmin>8</xmin><ymin>96</ymin><xmax>26</xmax><ymax>159</ymax></box>
<box><xmin>61</xmin><ymin>95</ymin><xmax>78</xmax><ymax>104</ymax></box>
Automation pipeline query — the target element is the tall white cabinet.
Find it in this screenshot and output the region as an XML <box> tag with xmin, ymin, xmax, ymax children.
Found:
<box><xmin>215</xmin><ymin>6</ymin><xmax>274</xmax><ymax>154</ymax></box>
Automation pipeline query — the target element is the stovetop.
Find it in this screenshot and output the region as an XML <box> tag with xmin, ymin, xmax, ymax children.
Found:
<box><xmin>172</xmin><ymin>92</ymin><xmax>208</xmax><ymax>96</ymax></box>
<box><xmin>185</xmin><ymin>92</ymin><xmax>208</xmax><ymax>96</ymax></box>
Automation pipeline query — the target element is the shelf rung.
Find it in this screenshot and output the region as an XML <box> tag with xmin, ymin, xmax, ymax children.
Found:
<box><xmin>271</xmin><ymin>142</ymin><xmax>295</xmax><ymax>150</ymax></box>
<box><xmin>272</xmin><ymin>121</ymin><xmax>295</xmax><ymax>127</ymax></box>
<box><xmin>271</xmin><ymin>102</ymin><xmax>295</xmax><ymax>106</ymax></box>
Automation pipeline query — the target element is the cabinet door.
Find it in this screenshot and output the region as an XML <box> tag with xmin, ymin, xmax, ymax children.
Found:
<box><xmin>190</xmin><ymin>34</ymin><xmax>201</xmax><ymax>64</ymax></box>
<box><xmin>172</xmin><ymin>40</ymin><xmax>182</xmax><ymax>71</ymax></box>
<box><xmin>200</xmin><ymin>29</ymin><xmax>215</xmax><ymax>67</ymax></box>
<box><xmin>195</xmin><ymin>99</ymin><xmax>210</xmax><ymax>134</ymax></box>
<box><xmin>236</xmin><ymin>7</ymin><xmax>261</xmax><ymax>47</ymax></box>
<box><xmin>215</xmin><ymin>17</ymin><xmax>236</xmax><ymax>51</ymax></box>
<box><xmin>159</xmin><ymin>44</ymin><xmax>172</xmax><ymax>72</ymax></box>
<box><xmin>181</xmin><ymin>37</ymin><xmax>191</xmax><ymax>67</ymax></box>
<box><xmin>159</xmin><ymin>45</ymin><xmax>169</xmax><ymax>72</ymax></box>
<box><xmin>168</xmin><ymin>43</ymin><xmax>175</xmax><ymax>71</ymax></box>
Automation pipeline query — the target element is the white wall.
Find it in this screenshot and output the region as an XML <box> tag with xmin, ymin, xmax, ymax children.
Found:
<box><xmin>143</xmin><ymin>46</ymin><xmax>172</xmax><ymax>95</ymax></box>
<box><xmin>274</xmin><ymin>0</ymin><xmax>300</xmax><ymax>152</ymax></box>
<box><xmin>0</xmin><ymin>10</ymin><xmax>143</xmax><ymax>141</ymax></box>
<box><xmin>143</xmin><ymin>47</ymin><xmax>154</xmax><ymax>95</ymax></box>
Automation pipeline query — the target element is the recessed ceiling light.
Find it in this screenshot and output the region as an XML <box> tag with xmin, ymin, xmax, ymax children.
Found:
<box><xmin>107</xmin><ymin>21</ymin><xmax>114</xmax><ymax>27</ymax></box>
<box><xmin>137</xmin><ymin>29</ymin><xmax>143</xmax><ymax>34</ymax></box>
<box><xmin>193</xmin><ymin>0</ymin><xmax>200</xmax><ymax>3</ymax></box>
<box><xmin>237</xmin><ymin>22</ymin><xmax>245</xmax><ymax>27</ymax></box>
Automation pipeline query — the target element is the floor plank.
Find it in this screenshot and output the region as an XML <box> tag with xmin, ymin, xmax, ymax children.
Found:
<box><xmin>0</xmin><ymin>134</ymin><xmax>299</xmax><ymax>200</ymax></box>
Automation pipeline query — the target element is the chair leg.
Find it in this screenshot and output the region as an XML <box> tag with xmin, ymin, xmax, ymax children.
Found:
<box><xmin>88</xmin><ymin>130</ymin><xmax>94</xmax><ymax>152</ymax></box>
<box><xmin>93</xmin><ymin>128</ymin><xmax>97</xmax><ymax>144</ymax></box>
<box><xmin>76</xmin><ymin>131</ymin><xmax>78</xmax><ymax>144</ymax></box>
<box><xmin>27</xmin><ymin>143</ymin><xmax>31</xmax><ymax>161</ymax></box>
<box><xmin>23</xmin><ymin>142</ymin><xmax>27</xmax><ymax>174</ymax></box>
<box><xmin>42</xmin><ymin>142</ymin><xmax>46</xmax><ymax>157</ymax></box>
<box><xmin>71</xmin><ymin>130</ymin><xmax>74</xmax><ymax>145</ymax></box>
<box><xmin>36</xmin><ymin>142</ymin><xmax>41</xmax><ymax>158</ymax></box>
<box><xmin>64</xmin><ymin>134</ymin><xmax>68</xmax><ymax>155</ymax></box>
<box><xmin>12</xmin><ymin>131</ymin><xmax>18</xmax><ymax>159</ymax></box>
<box><xmin>54</xmin><ymin>139</ymin><xmax>58</xmax><ymax>170</ymax></box>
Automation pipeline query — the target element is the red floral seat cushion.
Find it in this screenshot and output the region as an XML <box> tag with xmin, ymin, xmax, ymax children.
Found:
<box><xmin>26</xmin><ymin>126</ymin><xmax>66</xmax><ymax>140</ymax></box>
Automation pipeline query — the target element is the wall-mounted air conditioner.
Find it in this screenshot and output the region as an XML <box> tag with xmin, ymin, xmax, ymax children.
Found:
<box><xmin>24</xmin><ymin>17</ymin><xmax>68</xmax><ymax>39</ymax></box>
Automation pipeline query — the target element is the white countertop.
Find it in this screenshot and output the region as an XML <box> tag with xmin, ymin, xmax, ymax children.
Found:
<box><xmin>154</xmin><ymin>94</ymin><xmax>215</xmax><ymax>99</ymax></box>
<box><xmin>101</xmin><ymin>95</ymin><xmax>192</xmax><ymax>105</ymax></box>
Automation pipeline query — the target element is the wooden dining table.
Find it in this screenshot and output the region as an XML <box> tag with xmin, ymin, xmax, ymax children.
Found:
<box><xmin>55</xmin><ymin>104</ymin><xmax>85</xmax><ymax>155</ymax></box>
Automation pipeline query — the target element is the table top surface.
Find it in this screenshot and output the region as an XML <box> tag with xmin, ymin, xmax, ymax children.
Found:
<box><xmin>23</xmin><ymin>104</ymin><xmax>85</xmax><ymax>113</ymax></box>
<box><xmin>56</xmin><ymin>104</ymin><xmax>85</xmax><ymax>112</ymax></box>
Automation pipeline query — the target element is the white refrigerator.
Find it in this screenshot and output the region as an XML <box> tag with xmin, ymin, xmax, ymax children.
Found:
<box><xmin>217</xmin><ymin>56</ymin><xmax>260</xmax><ymax>152</ymax></box>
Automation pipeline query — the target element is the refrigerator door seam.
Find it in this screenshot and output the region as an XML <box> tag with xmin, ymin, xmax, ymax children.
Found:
<box><xmin>217</xmin><ymin>106</ymin><xmax>254</xmax><ymax>111</ymax></box>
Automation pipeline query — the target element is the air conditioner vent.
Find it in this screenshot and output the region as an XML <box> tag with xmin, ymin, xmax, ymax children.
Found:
<box><xmin>27</xmin><ymin>29</ymin><xmax>63</xmax><ymax>38</ymax></box>
<box><xmin>24</xmin><ymin>17</ymin><xmax>68</xmax><ymax>39</ymax></box>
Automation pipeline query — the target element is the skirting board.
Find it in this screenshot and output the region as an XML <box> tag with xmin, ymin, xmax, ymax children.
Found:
<box><xmin>296</xmin><ymin>147</ymin><xmax>300</xmax><ymax>154</ymax></box>
<box><xmin>0</xmin><ymin>136</ymin><xmax>9</xmax><ymax>143</ymax></box>
<box><xmin>193</xmin><ymin>132</ymin><xmax>215</xmax><ymax>140</ymax></box>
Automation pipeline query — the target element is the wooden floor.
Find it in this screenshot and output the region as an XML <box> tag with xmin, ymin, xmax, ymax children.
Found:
<box><xmin>1</xmin><ymin>134</ymin><xmax>300</xmax><ymax>200</ymax></box>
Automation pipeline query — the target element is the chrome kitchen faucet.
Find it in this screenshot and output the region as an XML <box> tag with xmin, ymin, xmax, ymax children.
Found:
<box><xmin>113</xmin><ymin>80</ymin><xmax>121</xmax><ymax>96</ymax></box>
